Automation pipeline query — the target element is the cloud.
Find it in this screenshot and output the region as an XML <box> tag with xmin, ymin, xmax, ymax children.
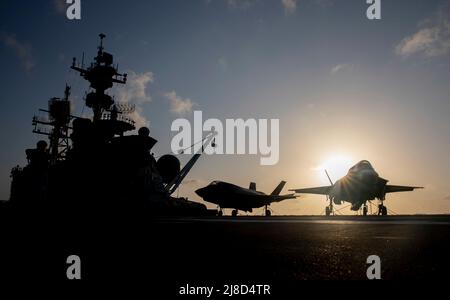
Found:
<box><xmin>165</xmin><ymin>91</ymin><xmax>195</xmax><ymax>115</ymax></box>
<box><xmin>52</xmin><ymin>0</ymin><xmax>66</xmax><ymax>14</ymax></box>
<box><xmin>0</xmin><ymin>32</ymin><xmax>36</xmax><ymax>73</ymax></box>
<box><xmin>0</xmin><ymin>32</ymin><xmax>35</xmax><ymax>73</ymax></box>
<box><xmin>330</xmin><ymin>63</ymin><xmax>352</xmax><ymax>75</ymax></box>
<box><xmin>396</xmin><ymin>5</ymin><xmax>450</xmax><ymax>58</ymax></box>
<box><xmin>182</xmin><ymin>179</ymin><xmax>205</xmax><ymax>186</ymax></box>
<box><xmin>117</xmin><ymin>71</ymin><xmax>153</xmax><ymax>104</ymax></box>
<box><xmin>115</xmin><ymin>71</ymin><xmax>154</xmax><ymax>128</ymax></box>
<box><xmin>282</xmin><ymin>0</ymin><xmax>297</xmax><ymax>14</ymax></box>
<box><xmin>129</xmin><ymin>108</ymin><xmax>150</xmax><ymax>129</ymax></box>
<box><xmin>395</xmin><ymin>28</ymin><xmax>446</xmax><ymax>57</ymax></box>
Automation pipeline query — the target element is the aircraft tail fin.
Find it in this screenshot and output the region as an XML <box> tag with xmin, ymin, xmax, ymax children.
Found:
<box><xmin>271</xmin><ymin>181</ymin><xmax>286</xmax><ymax>196</ymax></box>
<box><xmin>249</xmin><ymin>182</ymin><xmax>256</xmax><ymax>191</ymax></box>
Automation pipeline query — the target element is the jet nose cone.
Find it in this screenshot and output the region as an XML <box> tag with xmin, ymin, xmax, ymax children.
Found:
<box><xmin>195</xmin><ymin>187</ymin><xmax>207</xmax><ymax>198</ymax></box>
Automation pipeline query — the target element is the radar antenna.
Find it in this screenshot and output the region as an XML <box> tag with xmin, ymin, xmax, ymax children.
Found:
<box><xmin>71</xmin><ymin>33</ymin><xmax>129</xmax><ymax>123</ymax></box>
<box><xmin>32</xmin><ymin>84</ymin><xmax>75</xmax><ymax>162</ymax></box>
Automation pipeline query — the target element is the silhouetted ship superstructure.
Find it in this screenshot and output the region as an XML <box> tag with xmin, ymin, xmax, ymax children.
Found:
<box><xmin>9</xmin><ymin>34</ymin><xmax>207</xmax><ymax>216</ymax></box>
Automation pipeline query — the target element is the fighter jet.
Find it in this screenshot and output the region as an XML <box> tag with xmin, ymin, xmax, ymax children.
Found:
<box><xmin>195</xmin><ymin>181</ymin><xmax>296</xmax><ymax>216</ymax></box>
<box><xmin>290</xmin><ymin>160</ymin><xmax>423</xmax><ymax>216</ymax></box>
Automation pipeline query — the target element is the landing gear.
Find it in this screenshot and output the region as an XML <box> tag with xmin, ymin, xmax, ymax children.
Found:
<box><xmin>264</xmin><ymin>205</ymin><xmax>272</xmax><ymax>217</ymax></box>
<box><xmin>363</xmin><ymin>204</ymin><xmax>368</xmax><ymax>216</ymax></box>
<box><xmin>378</xmin><ymin>203</ymin><xmax>388</xmax><ymax>216</ymax></box>
<box><xmin>325</xmin><ymin>196</ymin><xmax>333</xmax><ymax>216</ymax></box>
<box><xmin>217</xmin><ymin>207</ymin><xmax>223</xmax><ymax>217</ymax></box>
<box><xmin>232</xmin><ymin>209</ymin><xmax>238</xmax><ymax>217</ymax></box>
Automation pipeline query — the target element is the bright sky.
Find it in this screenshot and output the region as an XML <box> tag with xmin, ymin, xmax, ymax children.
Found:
<box><xmin>1</xmin><ymin>0</ymin><xmax>449</xmax><ymax>215</ymax></box>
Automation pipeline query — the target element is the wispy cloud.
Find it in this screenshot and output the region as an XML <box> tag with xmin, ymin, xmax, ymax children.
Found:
<box><xmin>115</xmin><ymin>71</ymin><xmax>154</xmax><ymax>128</ymax></box>
<box><xmin>164</xmin><ymin>91</ymin><xmax>195</xmax><ymax>115</ymax></box>
<box><xmin>183</xmin><ymin>179</ymin><xmax>206</xmax><ymax>186</ymax></box>
<box><xmin>0</xmin><ymin>32</ymin><xmax>35</xmax><ymax>73</ymax></box>
<box><xmin>52</xmin><ymin>0</ymin><xmax>66</xmax><ymax>15</ymax></box>
<box><xmin>117</xmin><ymin>71</ymin><xmax>153</xmax><ymax>104</ymax></box>
<box><xmin>396</xmin><ymin>4</ymin><xmax>450</xmax><ymax>58</ymax></box>
<box><xmin>282</xmin><ymin>0</ymin><xmax>297</xmax><ymax>14</ymax></box>
<box><xmin>330</xmin><ymin>63</ymin><xmax>352</xmax><ymax>75</ymax></box>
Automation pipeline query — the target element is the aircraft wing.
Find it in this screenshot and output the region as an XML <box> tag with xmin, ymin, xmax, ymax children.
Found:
<box><xmin>289</xmin><ymin>186</ymin><xmax>332</xmax><ymax>195</ymax></box>
<box><xmin>385</xmin><ymin>185</ymin><xmax>423</xmax><ymax>193</ymax></box>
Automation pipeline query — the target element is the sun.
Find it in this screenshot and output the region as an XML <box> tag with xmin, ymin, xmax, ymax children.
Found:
<box><xmin>315</xmin><ymin>155</ymin><xmax>355</xmax><ymax>183</ymax></box>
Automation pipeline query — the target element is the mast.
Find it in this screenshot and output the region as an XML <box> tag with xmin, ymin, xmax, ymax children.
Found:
<box><xmin>71</xmin><ymin>33</ymin><xmax>128</xmax><ymax>122</ymax></box>
<box><xmin>32</xmin><ymin>85</ymin><xmax>73</xmax><ymax>163</ymax></box>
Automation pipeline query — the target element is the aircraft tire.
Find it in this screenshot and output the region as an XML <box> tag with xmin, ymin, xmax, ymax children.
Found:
<box><xmin>265</xmin><ymin>209</ymin><xmax>271</xmax><ymax>217</ymax></box>
<box><xmin>363</xmin><ymin>206</ymin><xmax>368</xmax><ymax>216</ymax></box>
<box><xmin>325</xmin><ymin>207</ymin><xmax>331</xmax><ymax>216</ymax></box>
<box><xmin>232</xmin><ymin>210</ymin><xmax>238</xmax><ymax>217</ymax></box>
<box><xmin>217</xmin><ymin>210</ymin><xmax>223</xmax><ymax>217</ymax></box>
<box><xmin>382</xmin><ymin>206</ymin><xmax>388</xmax><ymax>216</ymax></box>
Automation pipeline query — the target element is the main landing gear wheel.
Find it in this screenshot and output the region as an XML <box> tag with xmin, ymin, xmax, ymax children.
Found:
<box><xmin>217</xmin><ymin>207</ymin><xmax>223</xmax><ymax>217</ymax></box>
<box><xmin>232</xmin><ymin>209</ymin><xmax>238</xmax><ymax>217</ymax></box>
<box><xmin>264</xmin><ymin>205</ymin><xmax>272</xmax><ymax>217</ymax></box>
<box><xmin>378</xmin><ymin>204</ymin><xmax>388</xmax><ymax>216</ymax></box>
<box><xmin>325</xmin><ymin>194</ymin><xmax>333</xmax><ymax>216</ymax></box>
<box><xmin>363</xmin><ymin>205</ymin><xmax>368</xmax><ymax>216</ymax></box>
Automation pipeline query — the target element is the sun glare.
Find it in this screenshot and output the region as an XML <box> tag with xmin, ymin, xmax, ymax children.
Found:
<box><xmin>315</xmin><ymin>155</ymin><xmax>355</xmax><ymax>183</ymax></box>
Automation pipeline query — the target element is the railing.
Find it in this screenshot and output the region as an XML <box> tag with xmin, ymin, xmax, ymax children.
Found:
<box><xmin>101</xmin><ymin>113</ymin><xmax>135</xmax><ymax>126</ymax></box>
